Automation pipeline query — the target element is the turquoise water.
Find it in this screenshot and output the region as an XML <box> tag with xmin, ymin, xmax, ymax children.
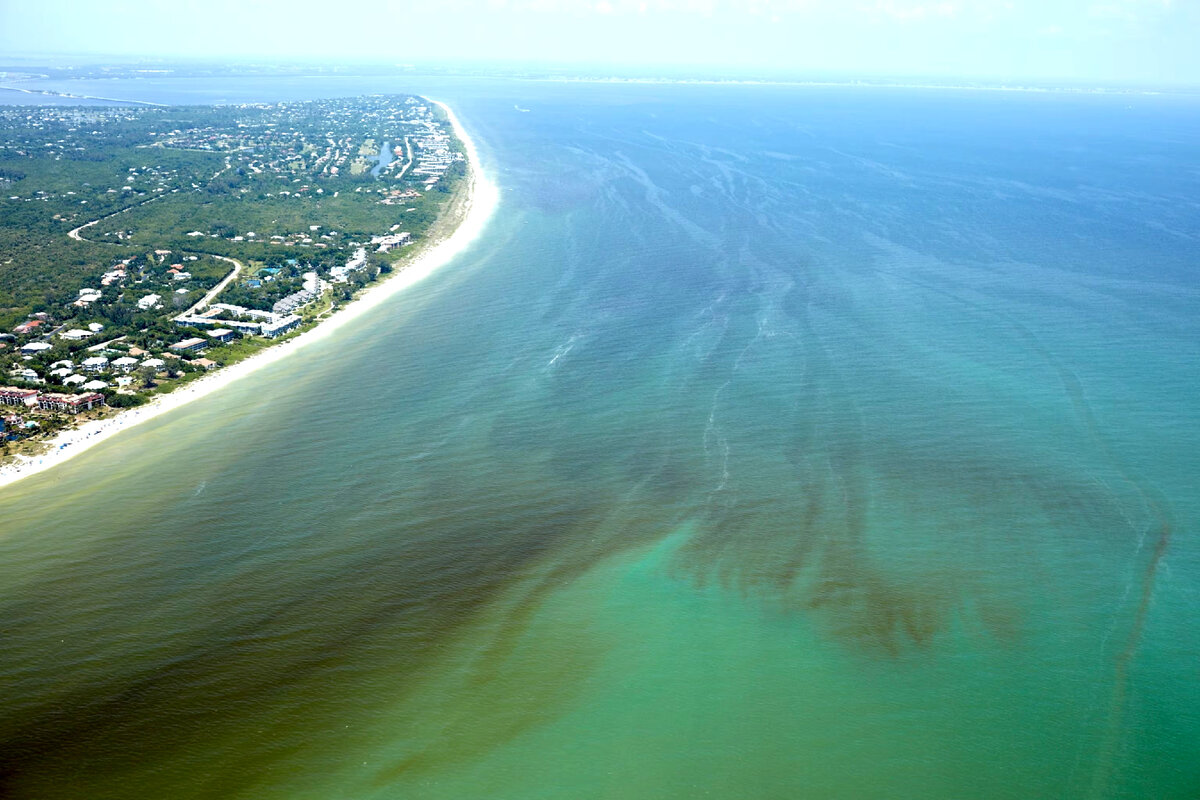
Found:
<box><xmin>1</xmin><ymin>81</ymin><xmax>1198</xmax><ymax>798</ymax></box>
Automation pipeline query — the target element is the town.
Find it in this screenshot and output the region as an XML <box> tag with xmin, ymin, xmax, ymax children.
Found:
<box><xmin>0</xmin><ymin>95</ymin><xmax>466</xmax><ymax>454</ymax></box>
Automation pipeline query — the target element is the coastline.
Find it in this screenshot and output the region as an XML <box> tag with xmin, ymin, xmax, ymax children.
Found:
<box><xmin>0</xmin><ymin>98</ymin><xmax>498</xmax><ymax>491</ymax></box>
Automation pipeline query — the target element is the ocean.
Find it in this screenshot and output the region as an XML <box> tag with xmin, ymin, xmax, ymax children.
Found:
<box><xmin>1</xmin><ymin>76</ymin><xmax>1198</xmax><ymax>798</ymax></box>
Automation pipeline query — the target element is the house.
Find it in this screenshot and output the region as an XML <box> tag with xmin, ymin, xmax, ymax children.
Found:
<box><xmin>13</xmin><ymin>320</ymin><xmax>43</xmax><ymax>334</ymax></box>
<box><xmin>170</xmin><ymin>337</ymin><xmax>208</xmax><ymax>353</ymax></box>
<box><xmin>0</xmin><ymin>387</ymin><xmax>39</xmax><ymax>407</ymax></box>
<box><xmin>261</xmin><ymin>315</ymin><xmax>301</xmax><ymax>338</ymax></box>
<box><xmin>81</xmin><ymin>356</ymin><xmax>109</xmax><ymax>373</ymax></box>
<box><xmin>63</xmin><ymin>375</ymin><xmax>86</xmax><ymax>386</ymax></box>
<box><xmin>137</xmin><ymin>293</ymin><xmax>162</xmax><ymax>310</ymax></box>
<box><xmin>39</xmin><ymin>392</ymin><xmax>104</xmax><ymax>413</ymax></box>
<box><xmin>111</xmin><ymin>356</ymin><xmax>139</xmax><ymax>373</ymax></box>
<box><xmin>100</xmin><ymin>268</ymin><xmax>126</xmax><ymax>286</ymax></box>
<box><xmin>207</xmin><ymin>328</ymin><xmax>236</xmax><ymax>343</ymax></box>
<box><xmin>20</xmin><ymin>342</ymin><xmax>53</xmax><ymax>355</ymax></box>
<box><xmin>74</xmin><ymin>288</ymin><xmax>102</xmax><ymax>307</ymax></box>
<box><xmin>60</xmin><ymin>328</ymin><xmax>94</xmax><ymax>341</ymax></box>
<box><xmin>49</xmin><ymin>359</ymin><xmax>74</xmax><ymax>370</ymax></box>
<box><xmin>13</xmin><ymin>320</ymin><xmax>42</xmax><ymax>334</ymax></box>
<box><xmin>9</xmin><ymin>367</ymin><xmax>41</xmax><ymax>383</ymax></box>
<box><xmin>49</xmin><ymin>367</ymin><xmax>74</xmax><ymax>379</ymax></box>
<box><xmin>192</xmin><ymin>358</ymin><xmax>218</xmax><ymax>370</ymax></box>
<box><xmin>141</xmin><ymin>358</ymin><xmax>166</xmax><ymax>370</ymax></box>
<box><xmin>82</xmin><ymin>379</ymin><xmax>109</xmax><ymax>391</ymax></box>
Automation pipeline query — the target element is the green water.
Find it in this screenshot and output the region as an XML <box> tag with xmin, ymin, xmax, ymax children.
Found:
<box><xmin>1</xmin><ymin>84</ymin><xmax>1198</xmax><ymax>798</ymax></box>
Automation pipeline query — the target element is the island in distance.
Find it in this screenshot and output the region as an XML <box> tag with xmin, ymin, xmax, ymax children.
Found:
<box><xmin>0</xmin><ymin>95</ymin><xmax>468</xmax><ymax>457</ymax></box>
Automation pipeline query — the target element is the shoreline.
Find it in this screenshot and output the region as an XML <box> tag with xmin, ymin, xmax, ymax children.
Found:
<box><xmin>0</xmin><ymin>98</ymin><xmax>498</xmax><ymax>491</ymax></box>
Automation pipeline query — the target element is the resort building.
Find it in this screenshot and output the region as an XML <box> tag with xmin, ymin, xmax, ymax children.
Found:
<box><xmin>208</xmin><ymin>328</ymin><xmax>236</xmax><ymax>343</ymax></box>
<box><xmin>170</xmin><ymin>338</ymin><xmax>208</xmax><ymax>353</ymax></box>
<box><xmin>261</xmin><ymin>315</ymin><xmax>301</xmax><ymax>338</ymax></box>
<box><xmin>0</xmin><ymin>387</ymin><xmax>40</xmax><ymax>407</ymax></box>
<box><xmin>38</xmin><ymin>392</ymin><xmax>104</xmax><ymax>413</ymax></box>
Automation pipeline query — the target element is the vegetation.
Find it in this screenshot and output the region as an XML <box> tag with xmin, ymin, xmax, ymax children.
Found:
<box><xmin>0</xmin><ymin>95</ymin><xmax>467</xmax><ymax>454</ymax></box>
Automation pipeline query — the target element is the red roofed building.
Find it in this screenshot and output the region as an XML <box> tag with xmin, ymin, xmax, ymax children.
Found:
<box><xmin>0</xmin><ymin>387</ymin><xmax>40</xmax><ymax>407</ymax></box>
<box><xmin>38</xmin><ymin>392</ymin><xmax>104</xmax><ymax>413</ymax></box>
<box><xmin>13</xmin><ymin>320</ymin><xmax>43</xmax><ymax>334</ymax></box>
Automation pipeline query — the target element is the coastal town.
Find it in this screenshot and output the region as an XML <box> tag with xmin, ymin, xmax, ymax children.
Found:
<box><xmin>0</xmin><ymin>95</ymin><xmax>467</xmax><ymax>456</ymax></box>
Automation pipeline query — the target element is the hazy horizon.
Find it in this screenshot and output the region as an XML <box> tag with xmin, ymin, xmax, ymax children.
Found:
<box><xmin>2</xmin><ymin>0</ymin><xmax>1198</xmax><ymax>87</ymax></box>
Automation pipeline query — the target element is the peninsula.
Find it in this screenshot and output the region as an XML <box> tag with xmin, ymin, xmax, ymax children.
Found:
<box><xmin>0</xmin><ymin>95</ymin><xmax>496</xmax><ymax>486</ymax></box>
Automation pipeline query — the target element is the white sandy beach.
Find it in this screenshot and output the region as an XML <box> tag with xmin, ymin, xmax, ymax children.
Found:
<box><xmin>0</xmin><ymin>99</ymin><xmax>498</xmax><ymax>490</ymax></box>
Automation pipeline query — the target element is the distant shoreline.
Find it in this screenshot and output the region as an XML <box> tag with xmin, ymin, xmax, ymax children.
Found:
<box><xmin>0</xmin><ymin>98</ymin><xmax>498</xmax><ymax>491</ymax></box>
<box><xmin>0</xmin><ymin>84</ymin><xmax>167</xmax><ymax>106</ymax></box>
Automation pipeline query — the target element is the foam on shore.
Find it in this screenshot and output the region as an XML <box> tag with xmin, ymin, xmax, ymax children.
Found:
<box><xmin>0</xmin><ymin>99</ymin><xmax>498</xmax><ymax>490</ymax></box>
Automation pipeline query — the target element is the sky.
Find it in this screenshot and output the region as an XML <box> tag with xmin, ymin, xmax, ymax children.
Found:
<box><xmin>1</xmin><ymin>0</ymin><xmax>1197</xmax><ymax>85</ymax></box>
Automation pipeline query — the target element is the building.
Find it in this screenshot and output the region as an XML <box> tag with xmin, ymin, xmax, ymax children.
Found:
<box><xmin>261</xmin><ymin>315</ymin><xmax>301</xmax><ymax>338</ymax></box>
<box><xmin>81</xmin><ymin>356</ymin><xmax>109</xmax><ymax>373</ymax></box>
<box><xmin>137</xmin><ymin>294</ymin><xmax>162</xmax><ymax>310</ymax></box>
<box><xmin>8</xmin><ymin>368</ymin><xmax>40</xmax><ymax>383</ymax></box>
<box><xmin>74</xmin><ymin>288</ymin><xmax>102</xmax><ymax>307</ymax></box>
<box><xmin>170</xmin><ymin>337</ymin><xmax>208</xmax><ymax>353</ymax></box>
<box><xmin>111</xmin><ymin>356</ymin><xmax>139</xmax><ymax>373</ymax></box>
<box><xmin>13</xmin><ymin>320</ymin><xmax>43</xmax><ymax>335</ymax></box>
<box><xmin>371</xmin><ymin>231</ymin><xmax>411</xmax><ymax>252</ymax></box>
<box><xmin>20</xmin><ymin>342</ymin><xmax>53</xmax><ymax>355</ymax></box>
<box><xmin>0</xmin><ymin>387</ymin><xmax>39</xmax><ymax>407</ymax></box>
<box><xmin>60</xmin><ymin>328</ymin><xmax>94</xmax><ymax>341</ymax></box>
<box><xmin>39</xmin><ymin>392</ymin><xmax>104</xmax><ymax>413</ymax></box>
<box><xmin>207</xmin><ymin>328</ymin><xmax>236</xmax><ymax>343</ymax></box>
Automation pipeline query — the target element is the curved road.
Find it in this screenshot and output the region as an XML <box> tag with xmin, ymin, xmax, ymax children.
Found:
<box><xmin>68</xmin><ymin>193</ymin><xmax>166</xmax><ymax>241</ymax></box>
<box><xmin>67</xmin><ymin>194</ymin><xmax>242</xmax><ymax>317</ymax></box>
<box><xmin>179</xmin><ymin>255</ymin><xmax>243</xmax><ymax>317</ymax></box>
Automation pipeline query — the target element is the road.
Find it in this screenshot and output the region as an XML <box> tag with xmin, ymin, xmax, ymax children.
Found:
<box><xmin>68</xmin><ymin>192</ymin><xmax>167</xmax><ymax>242</ymax></box>
<box><xmin>395</xmin><ymin>136</ymin><xmax>413</xmax><ymax>179</ymax></box>
<box><xmin>65</xmin><ymin>192</ymin><xmax>241</xmax><ymax>318</ymax></box>
<box><xmin>179</xmin><ymin>255</ymin><xmax>243</xmax><ymax>318</ymax></box>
